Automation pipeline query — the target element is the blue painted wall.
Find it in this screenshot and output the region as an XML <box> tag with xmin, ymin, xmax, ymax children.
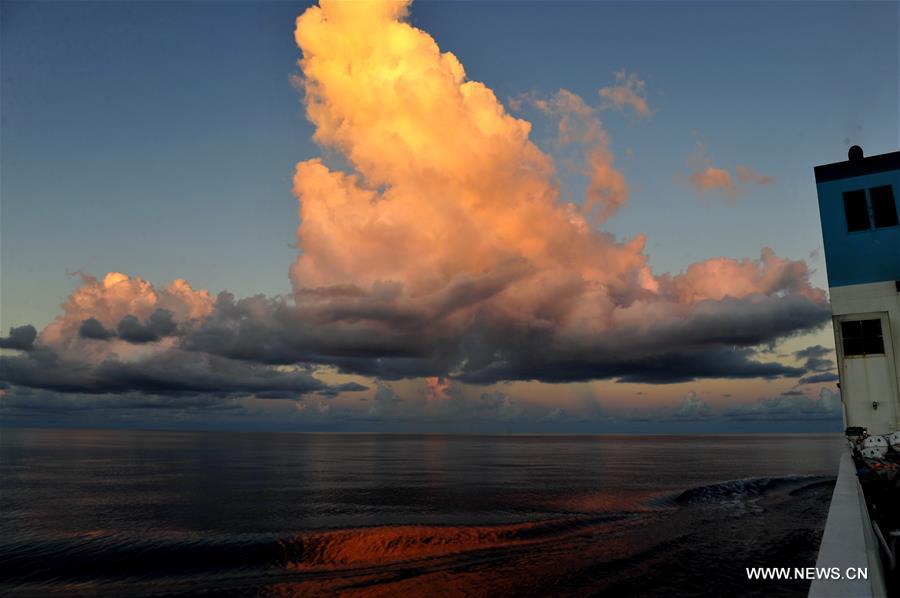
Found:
<box><xmin>816</xmin><ymin>170</ymin><xmax>900</xmax><ymax>287</ymax></box>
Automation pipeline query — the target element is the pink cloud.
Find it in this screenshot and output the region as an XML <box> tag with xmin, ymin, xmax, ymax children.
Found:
<box><xmin>598</xmin><ymin>69</ymin><xmax>652</xmax><ymax>118</ymax></box>
<box><xmin>682</xmin><ymin>143</ymin><xmax>773</xmax><ymax>201</ymax></box>
<box><xmin>690</xmin><ymin>167</ymin><xmax>736</xmax><ymax>196</ymax></box>
<box><xmin>40</xmin><ymin>272</ymin><xmax>213</xmax><ymax>349</ymax></box>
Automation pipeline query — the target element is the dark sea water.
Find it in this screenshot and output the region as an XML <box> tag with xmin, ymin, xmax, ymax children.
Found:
<box><xmin>0</xmin><ymin>429</ymin><xmax>843</xmax><ymax>597</ymax></box>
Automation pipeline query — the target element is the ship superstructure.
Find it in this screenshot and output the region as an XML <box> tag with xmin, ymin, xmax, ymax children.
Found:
<box><xmin>810</xmin><ymin>146</ymin><xmax>900</xmax><ymax>598</ymax></box>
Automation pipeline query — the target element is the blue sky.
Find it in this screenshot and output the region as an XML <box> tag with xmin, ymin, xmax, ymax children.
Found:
<box><xmin>1</xmin><ymin>0</ymin><xmax>897</xmax><ymax>431</ymax></box>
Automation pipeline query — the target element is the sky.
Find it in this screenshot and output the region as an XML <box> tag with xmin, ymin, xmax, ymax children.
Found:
<box><xmin>1</xmin><ymin>0</ymin><xmax>898</xmax><ymax>432</ymax></box>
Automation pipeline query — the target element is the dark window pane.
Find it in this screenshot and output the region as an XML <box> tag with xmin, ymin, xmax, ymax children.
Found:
<box><xmin>843</xmin><ymin>338</ymin><xmax>865</xmax><ymax>356</ymax></box>
<box><xmin>842</xmin><ymin>319</ymin><xmax>885</xmax><ymax>356</ymax></box>
<box><xmin>860</xmin><ymin>318</ymin><xmax>883</xmax><ymax>338</ymax></box>
<box><xmin>843</xmin><ymin>190</ymin><xmax>870</xmax><ymax>231</ymax></box>
<box><xmin>870</xmin><ymin>185</ymin><xmax>899</xmax><ymax>228</ymax></box>
<box><xmin>864</xmin><ymin>337</ymin><xmax>885</xmax><ymax>355</ymax></box>
<box><xmin>841</xmin><ymin>320</ymin><xmax>862</xmax><ymax>338</ymax></box>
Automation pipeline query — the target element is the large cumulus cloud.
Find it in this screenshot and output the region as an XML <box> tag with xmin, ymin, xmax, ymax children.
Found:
<box><xmin>1</xmin><ymin>0</ymin><xmax>831</xmax><ymax>413</ymax></box>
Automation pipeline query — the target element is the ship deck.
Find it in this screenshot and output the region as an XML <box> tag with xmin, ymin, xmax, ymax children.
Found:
<box><xmin>809</xmin><ymin>450</ymin><xmax>889</xmax><ymax>598</ymax></box>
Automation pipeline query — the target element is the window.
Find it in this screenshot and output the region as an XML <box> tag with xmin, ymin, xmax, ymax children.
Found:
<box><xmin>870</xmin><ymin>185</ymin><xmax>899</xmax><ymax>228</ymax></box>
<box><xmin>843</xmin><ymin>190</ymin><xmax>870</xmax><ymax>232</ymax></box>
<box><xmin>841</xmin><ymin>319</ymin><xmax>885</xmax><ymax>356</ymax></box>
<box><xmin>841</xmin><ymin>186</ymin><xmax>898</xmax><ymax>232</ymax></box>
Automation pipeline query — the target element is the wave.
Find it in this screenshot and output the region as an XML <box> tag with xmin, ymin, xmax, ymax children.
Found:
<box><xmin>276</xmin><ymin>516</ymin><xmax>626</xmax><ymax>571</ymax></box>
<box><xmin>0</xmin><ymin>483</ymin><xmax>836</xmax><ymax>597</ymax></box>
<box><xmin>0</xmin><ymin>516</ymin><xmax>631</xmax><ymax>589</ymax></box>
<box><xmin>674</xmin><ymin>475</ymin><xmax>831</xmax><ymax>506</ymax></box>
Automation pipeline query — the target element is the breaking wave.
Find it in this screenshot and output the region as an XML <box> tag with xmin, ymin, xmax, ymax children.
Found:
<box><xmin>674</xmin><ymin>475</ymin><xmax>830</xmax><ymax>506</ymax></box>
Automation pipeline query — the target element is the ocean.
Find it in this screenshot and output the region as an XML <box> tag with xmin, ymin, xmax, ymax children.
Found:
<box><xmin>0</xmin><ymin>429</ymin><xmax>843</xmax><ymax>596</ymax></box>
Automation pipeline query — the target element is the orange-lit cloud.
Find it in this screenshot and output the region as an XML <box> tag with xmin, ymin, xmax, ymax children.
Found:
<box><xmin>425</xmin><ymin>376</ymin><xmax>452</xmax><ymax>401</ymax></box>
<box><xmin>291</xmin><ymin>0</ymin><xmax>647</xmax><ymax>304</ymax></box>
<box><xmin>40</xmin><ymin>272</ymin><xmax>213</xmax><ymax>349</ymax></box>
<box><xmin>599</xmin><ymin>69</ymin><xmax>652</xmax><ymax>118</ymax></box>
<box><xmin>682</xmin><ymin>142</ymin><xmax>773</xmax><ymax>201</ymax></box>
<box><xmin>532</xmin><ymin>88</ymin><xmax>630</xmax><ymax>224</ymax></box>
<box><xmin>662</xmin><ymin>248</ymin><xmax>823</xmax><ymax>304</ymax></box>
<box><xmin>0</xmin><ymin>0</ymin><xmax>831</xmax><ymax>416</ymax></box>
<box><xmin>282</xmin><ymin>0</ymin><xmax>824</xmax><ymax>381</ymax></box>
<box><xmin>736</xmin><ymin>165</ymin><xmax>774</xmax><ymax>186</ymax></box>
<box><xmin>690</xmin><ymin>167</ymin><xmax>736</xmax><ymax>196</ymax></box>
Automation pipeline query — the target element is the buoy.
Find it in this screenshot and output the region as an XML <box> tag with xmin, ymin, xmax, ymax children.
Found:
<box><xmin>863</xmin><ymin>435</ymin><xmax>889</xmax><ymax>449</ymax></box>
<box><xmin>888</xmin><ymin>431</ymin><xmax>900</xmax><ymax>450</ymax></box>
<box><xmin>861</xmin><ymin>445</ymin><xmax>888</xmax><ymax>459</ymax></box>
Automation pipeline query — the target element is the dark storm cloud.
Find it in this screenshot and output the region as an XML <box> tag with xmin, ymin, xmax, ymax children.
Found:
<box><xmin>78</xmin><ymin>318</ymin><xmax>114</xmax><ymax>340</ymax></box>
<box><xmin>458</xmin><ymin>348</ymin><xmax>806</xmax><ymax>385</ymax></box>
<box><xmin>178</xmin><ymin>289</ymin><xmax>828</xmax><ymax>385</ymax></box>
<box><xmin>795</xmin><ymin>344</ymin><xmax>831</xmax><ymax>360</ymax></box>
<box><xmin>79</xmin><ymin>311</ymin><xmax>181</xmax><ymax>344</ymax></box>
<box><xmin>0</xmin><ymin>279</ymin><xmax>830</xmax><ymax>401</ymax></box>
<box><xmin>78</xmin><ymin>309</ymin><xmax>178</xmax><ymax>345</ymax></box>
<box><xmin>0</xmin><ymin>347</ymin><xmax>365</xmax><ymax>399</ymax></box>
<box><xmin>794</xmin><ymin>344</ymin><xmax>836</xmax><ymax>374</ymax></box>
<box><xmin>798</xmin><ymin>372</ymin><xmax>840</xmax><ymax>384</ymax></box>
<box><xmin>0</xmin><ymin>385</ymin><xmax>245</xmax><ymax>413</ymax></box>
<box><xmin>803</xmin><ymin>356</ymin><xmax>835</xmax><ymax>372</ymax></box>
<box><xmin>116</xmin><ymin>309</ymin><xmax>179</xmax><ymax>344</ymax></box>
<box><xmin>0</xmin><ymin>325</ymin><xmax>37</xmax><ymax>351</ymax></box>
<box><xmin>182</xmin><ymin>291</ymin><xmax>440</xmax><ymax>368</ymax></box>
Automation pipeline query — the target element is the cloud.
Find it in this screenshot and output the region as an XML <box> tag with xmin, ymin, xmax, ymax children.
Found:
<box><xmin>723</xmin><ymin>387</ymin><xmax>842</xmax><ymax>421</ymax></box>
<box><xmin>623</xmin><ymin>389</ymin><xmax>713</xmax><ymax>422</ymax></box>
<box><xmin>78</xmin><ymin>318</ymin><xmax>114</xmax><ymax>341</ymax></box>
<box><xmin>0</xmin><ymin>325</ymin><xmax>37</xmax><ymax>351</ymax></box>
<box><xmin>172</xmin><ymin>271</ymin><xmax>824</xmax><ymax>385</ymax></box>
<box><xmin>795</xmin><ymin>344</ymin><xmax>831</xmax><ymax>360</ymax></box>
<box><xmin>672</xmin><ymin>391</ymin><xmax>712</xmax><ymax>419</ymax></box>
<box><xmin>736</xmin><ymin>165</ymin><xmax>774</xmax><ymax>186</ymax></box>
<box><xmin>681</xmin><ymin>142</ymin><xmax>773</xmax><ymax>201</ymax></box>
<box><xmin>0</xmin><ymin>386</ymin><xmax>244</xmax><ymax>414</ymax></box>
<box><xmin>801</xmin><ymin>356</ymin><xmax>835</xmax><ymax>373</ymax></box>
<box><xmin>476</xmin><ymin>391</ymin><xmax>521</xmax><ymax>420</ymax></box>
<box><xmin>283</xmin><ymin>1</ymin><xmax>825</xmax><ymax>380</ymax></box>
<box><xmin>368</xmin><ymin>381</ymin><xmax>404</xmax><ymax>418</ymax></box>
<box><xmin>4</xmin><ymin>272</ymin><xmax>361</xmax><ymax>404</ymax></box>
<box><xmin>425</xmin><ymin>376</ymin><xmax>452</xmax><ymax>401</ymax></box>
<box><xmin>116</xmin><ymin>310</ymin><xmax>179</xmax><ymax>344</ymax></box>
<box><xmin>0</xmin><ymin>0</ymin><xmax>830</xmax><ymax>415</ymax></box>
<box><xmin>78</xmin><ymin>310</ymin><xmax>181</xmax><ymax>345</ymax></box>
<box><xmin>795</xmin><ymin>344</ymin><xmax>835</xmax><ymax>371</ymax></box>
<box><xmin>598</xmin><ymin>69</ymin><xmax>652</xmax><ymax>118</ymax></box>
<box><xmin>1</xmin><ymin>343</ymin><xmax>365</xmax><ymax>399</ymax></box>
<box><xmin>690</xmin><ymin>167</ymin><xmax>737</xmax><ymax>196</ymax></box>
<box><xmin>41</xmin><ymin>272</ymin><xmax>213</xmax><ymax>348</ymax></box>
<box><xmin>792</xmin><ymin>344</ymin><xmax>837</xmax><ymax>381</ymax></box>
<box><xmin>799</xmin><ymin>372</ymin><xmax>839</xmax><ymax>384</ymax></box>
<box><xmin>516</xmin><ymin>88</ymin><xmax>629</xmax><ymax>224</ymax></box>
